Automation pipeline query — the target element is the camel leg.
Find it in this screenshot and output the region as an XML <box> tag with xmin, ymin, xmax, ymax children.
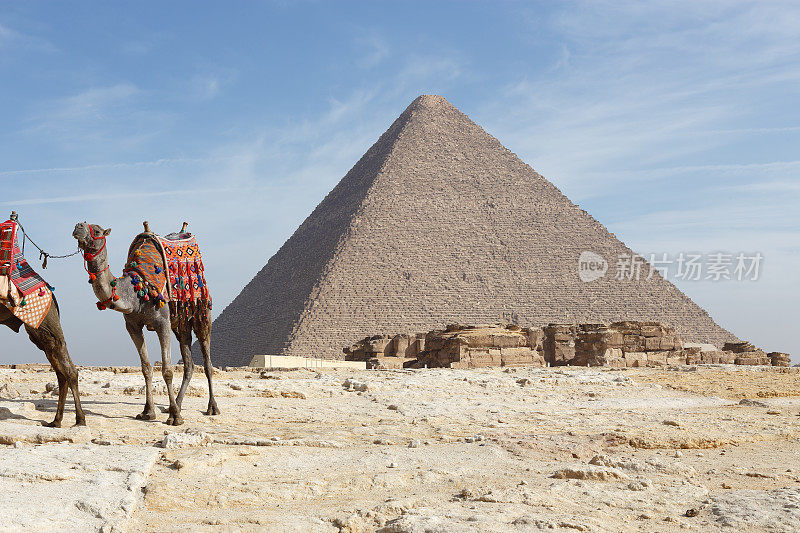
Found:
<box><xmin>64</xmin><ymin>358</ymin><xmax>86</xmax><ymax>426</ymax></box>
<box><xmin>41</xmin><ymin>357</ymin><xmax>66</xmax><ymax>428</ymax></box>
<box><xmin>156</xmin><ymin>323</ymin><xmax>182</xmax><ymax>426</ymax></box>
<box><xmin>25</xmin><ymin>307</ymin><xmax>86</xmax><ymax>427</ymax></box>
<box><xmin>49</xmin><ymin>340</ymin><xmax>86</xmax><ymax>427</ymax></box>
<box><xmin>174</xmin><ymin>329</ymin><xmax>194</xmax><ymax>410</ymax></box>
<box><xmin>53</xmin><ymin>372</ymin><xmax>68</xmax><ymax>427</ymax></box>
<box><xmin>125</xmin><ymin>321</ymin><xmax>157</xmax><ymax>421</ymax></box>
<box><xmin>198</xmin><ymin>333</ymin><xmax>220</xmax><ymax>416</ymax></box>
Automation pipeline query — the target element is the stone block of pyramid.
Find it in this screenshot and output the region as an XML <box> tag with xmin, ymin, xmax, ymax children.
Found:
<box><xmin>209</xmin><ymin>95</ymin><xmax>736</xmax><ymax>366</ymax></box>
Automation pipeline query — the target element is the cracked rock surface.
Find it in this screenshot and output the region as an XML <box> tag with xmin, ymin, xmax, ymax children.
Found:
<box><xmin>0</xmin><ymin>364</ymin><xmax>798</xmax><ymax>532</ymax></box>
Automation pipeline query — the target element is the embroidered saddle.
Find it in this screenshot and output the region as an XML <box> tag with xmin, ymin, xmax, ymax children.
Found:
<box><xmin>125</xmin><ymin>227</ymin><xmax>211</xmax><ymax>329</ymax></box>
<box><xmin>0</xmin><ymin>218</ymin><xmax>53</xmax><ymax>328</ymax></box>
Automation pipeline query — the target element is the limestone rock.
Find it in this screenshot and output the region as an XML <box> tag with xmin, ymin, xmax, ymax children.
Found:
<box><xmin>340</xmin><ymin>319</ymin><xmax>767</xmax><ymax>369</ymax></box>
<box><xmin>160</xmin><ymin>430</ymin><xmax>213</xmax><ymax>449</ymax></box>
<box><xmin>711</xmin><ymin>488</ymin><xmax>800</xmax><ymax>529</ymax></box>
<box><xmin>769</xmin><ymin>352</ymin><xmax>791</xmax><ymax>367</ymax></box>
<box><xmin>0</xmin><ymin>444</ymin><xmax>157</xmax><ymax>531</ymax></box>
<box><xmin>551</xmin><ymin>464</ymin><xmax>630</xmax><ymax>481</ymax></box>
<box><xmin>0</xmin><ymin>420</ymin><xmax>91</xmax><ymax>445</ymax></box>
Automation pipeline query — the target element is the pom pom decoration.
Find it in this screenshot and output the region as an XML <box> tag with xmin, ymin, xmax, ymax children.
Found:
<box><xmin>20</xmin><ymin>298</ymin><xmax>26</xmax><ymax>306</ymax></box>
<box><xmin>143</xmin><ymin>295</ymin><xmax>150</xmax><ymax>301</ymax></box>
<box><xmin>137</xmin><ymin>290</ymin><xmax>145</xmax><ymax>297</ymax></box>
<box><xmin>113</xmin><ymin>294</ymin><xmax>120</xmax><ymax>301</ymax></box>
<box><xmin>110</xmin><ymin>280</ymin><xmax>117</xmax><ymax>287</ymax></box>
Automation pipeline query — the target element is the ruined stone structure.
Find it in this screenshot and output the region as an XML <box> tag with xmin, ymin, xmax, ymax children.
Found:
<box><xmin>722</xmin><ymin>341</ymin><xmax>788</xmax><ymax>366</ymax></box>
<box><xmin>345</xmin><ymin>322</ymin><xmax>786</xmax><ymax>370</ymax></box>
<box><xmin>211</xmin><ymin>95</ymin><xmax>736</xmax><ymax>366</ymax></box>
<box><xmin>344</xmin><ymin>324</ymin><xmax>546</xmax><ymax>369</ymax></box>
<box><xmin>547</xmin><ymin>321</ymin><xmax>685</xmax><ymax>368</ymax></box>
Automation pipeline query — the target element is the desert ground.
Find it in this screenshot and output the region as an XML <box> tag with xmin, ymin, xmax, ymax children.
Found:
<box><xmin>0</xmin><ymin>363</ymin><xmax>799</xmax><ymax>532</ymax></box>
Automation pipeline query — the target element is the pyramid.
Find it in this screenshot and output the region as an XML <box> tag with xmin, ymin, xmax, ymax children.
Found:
<box><xmin>210</xmin><ymin>95</ymin><xmax>736</xmax><ymax>366</ymax></box>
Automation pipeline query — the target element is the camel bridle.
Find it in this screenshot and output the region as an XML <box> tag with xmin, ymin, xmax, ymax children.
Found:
<box><xmin>81</xmin><ymin>225</ymin><xmax>119</xmax><ymax>310</ymax></box>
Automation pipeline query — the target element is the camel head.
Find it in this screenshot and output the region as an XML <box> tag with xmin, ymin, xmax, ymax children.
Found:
<box><xmin>73</xmin><ymin>222</ymin><xmax>111</xmax><ymax>253</ymax></box>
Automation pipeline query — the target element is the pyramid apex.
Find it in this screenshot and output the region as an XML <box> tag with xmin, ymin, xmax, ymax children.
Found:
<box><xmin>408</xmin><ymin>94</ymin><xmax>456</xmax><ymax>111</ymax></box>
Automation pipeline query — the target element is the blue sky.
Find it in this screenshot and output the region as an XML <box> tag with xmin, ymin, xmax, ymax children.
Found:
<box><xmin>2</xmin><ymin>1</ymin><xmax>798</xmax><ymax>365</ymax></box>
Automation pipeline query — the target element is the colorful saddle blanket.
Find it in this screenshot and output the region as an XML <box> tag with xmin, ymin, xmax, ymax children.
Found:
<box><xmin>158</xmin><ymin>232</ymin><xmax>210</xmax><ymax>304</ymax></box>
<box><xmin>0</xmin><ymin>219</ymin><xmax>53</xmax><ymax>328</ymax></box>
<box><xmin>125</xmin><ymin>236</ymin><xmax>168</xmax><ymax>304</ymax></box>
<box><xmin>125</xmin><ymin>230</ymin><xmax>211</xmax><ymax>325</ymax></box>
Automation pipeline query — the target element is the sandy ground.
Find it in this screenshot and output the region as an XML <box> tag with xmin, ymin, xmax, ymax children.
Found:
<box><xmin>0</xmin><ymin>363</ymin><xmax>799</xmax><ymax>532</ymax></box>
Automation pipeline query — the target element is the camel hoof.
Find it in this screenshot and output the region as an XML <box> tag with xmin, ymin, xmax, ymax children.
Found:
<box><xmin>73</xmin><ymin>419</ymin><xmax>87</xmax><ymax>427</ymax></box>
<box><xmin>204</xmin><ymin>404</ymin><xmax>220</xmax><ymax>416</ymax></box>
<box><xmin>43</xmin><ymin>420</ymin><xmax>62</xmax><ymax>428</ymax></box>
<box><xmin>165</xmin><ymin>415</ymin><xmax>184</xmax><ymax>426</ymax></box>
<box><xmin>136</xmin><ymin>411</ymin><xmax>158</xmax><ymax>421</ymax></box>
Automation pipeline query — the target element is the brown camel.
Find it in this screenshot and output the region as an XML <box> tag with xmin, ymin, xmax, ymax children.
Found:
<box><xmin>0</xmin><ymin>302</ymin><xmax>86</xmax><ymax>427</ymax></box>
<box><xmin>73</xmin><ymin>221</ymin><xmax>218</xmax><ymax>425</ymax></box>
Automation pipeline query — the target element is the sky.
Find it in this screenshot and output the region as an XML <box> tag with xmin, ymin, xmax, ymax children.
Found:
<box><xmin>1</xmin><ymin>1</ymin><xmax>798</xmax><ymax>365</ymax></box>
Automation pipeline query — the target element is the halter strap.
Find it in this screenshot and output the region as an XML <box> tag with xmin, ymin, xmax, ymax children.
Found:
<box><xmin>82</xmin><ymin>225</ymin><xmax>107</xmax><ymax>263</ymax></box>
<box><xmin>81</xmin><ymin>225</ymin><xmax>119</xmax><ymax>310</ymax></box>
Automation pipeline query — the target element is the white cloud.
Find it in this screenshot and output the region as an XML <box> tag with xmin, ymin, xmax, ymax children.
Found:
<box><xmin>1</xmin><ymin>186</ymin><xmax>256</xmax><ymax>207</ymax></box>
<box><xmin>0</xmin><ymin>22</ymin><xmax>55</xmax><ymax>52</ymax></box>
<box><xmin>58</xmin><ymin>84</ymin><xmax>140</xmax><ymax>117</ymax></box>
<box><xmin>718</xmin><ymin>180</ymin><xmax>800</xmax><ymax>193</ymax></box>
<box><xmin>188</xmin><ymin>66</ymin><xmax>238</xmax><ymax>102</ymax></box>
<box><xmin>0</xmin><ymin>157</ymin><xmax>216</xmax><ymax>177</ymax></box>
<box><xmin>353</xmin><ymin>30</ymin><xmax>390</xmax><ymax>68</ymax></box>
<box><xmin>192</xmin><ymin>76</ymin><xmax>220</xmax><ymax>100</ymax></box>
<box><xmin>0</xmin><ymin>23</ymin><xmax>19</xmax><ymax>43</ymax></box>
<box><xmin>20</xmin><ymin>83</ymin><xmax>170</xmax><ymax>154</ymax></box>
<box><xmin>475</xmin><ymin>1</ymin><xmax>800</xmax><ymax>203</ymax></box>
<box><xmin>25</xmin><ymin>83</ymin><xmax>140</xmax><ymax>134</ymax></box>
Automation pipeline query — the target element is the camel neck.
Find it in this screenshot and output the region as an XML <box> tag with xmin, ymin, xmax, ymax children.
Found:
<box><xmin>88</xmin><ymin>248</ymin><xmax>114</xmax><ymax>302</ymax></box>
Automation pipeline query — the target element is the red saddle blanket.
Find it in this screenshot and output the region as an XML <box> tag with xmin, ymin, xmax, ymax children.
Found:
<box><xmin>0</xmin><ymin>219</ymin><xmax>53</xmax><ymax>328</ymax></box>
<box><xmin>125</xmin><ymin>231</ymin><xmax>211</xmax><ymax>326</ymax></box>
<box><xmin>157</xmin><ymin>233</ymin><xmax>210</xmax><ymax>304</ymax></box>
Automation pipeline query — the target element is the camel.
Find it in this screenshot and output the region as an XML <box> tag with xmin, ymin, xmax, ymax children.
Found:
<box><xmin>73</xmin><ymin>221</ymin><xmax>219</xmax><ymax>426</ymax></box>
<box><xmin>0</xmin><ymin>303</ymin><xmax>86</xmax><ymax>427</ymax></box>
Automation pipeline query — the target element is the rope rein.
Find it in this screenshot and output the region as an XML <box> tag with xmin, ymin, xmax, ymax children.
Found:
<box><xmin>10</xmin><ymin>212</ymin><xmax>81</xmax><ymax>269</ymax></box>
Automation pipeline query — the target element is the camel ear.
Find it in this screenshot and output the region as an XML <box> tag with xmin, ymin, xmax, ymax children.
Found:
<box><xmin>103</xmin><ymin>228</ymin><xmax>112</xmax><ymax>236</ymax></box>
